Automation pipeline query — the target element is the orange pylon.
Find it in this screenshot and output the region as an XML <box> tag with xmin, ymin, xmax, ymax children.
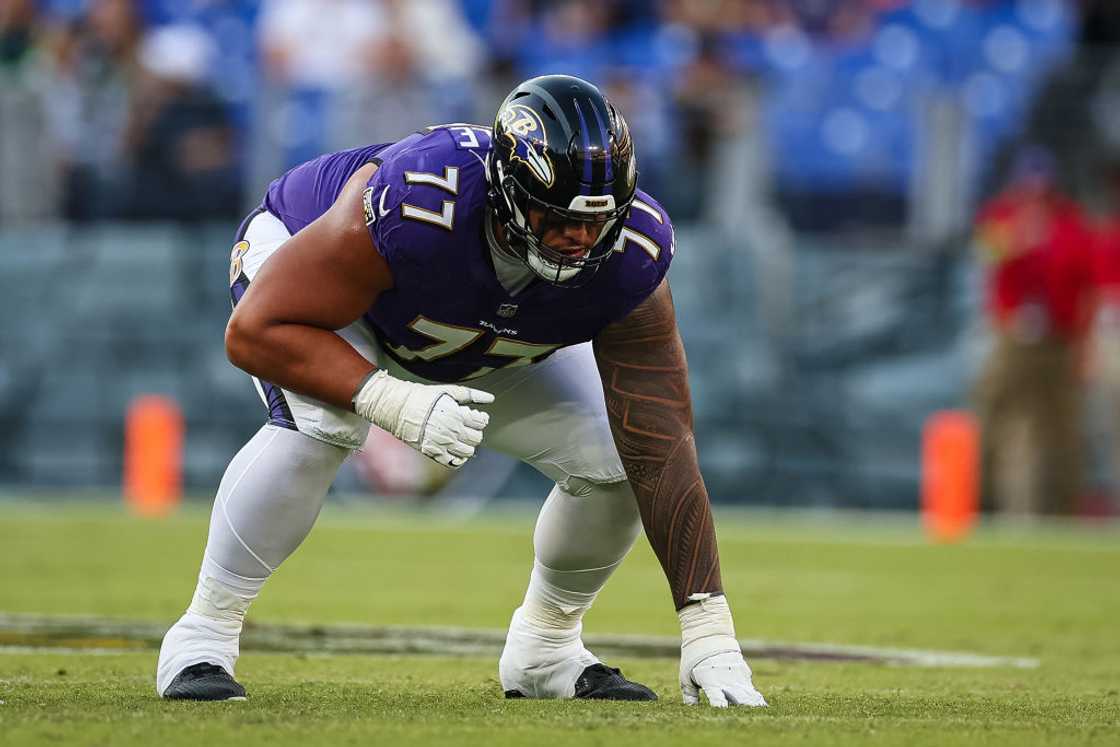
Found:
<box><xmin>921</xmin><ymin>410</ymin><xmax>979</xmax><ymax>542</ymax></box>
<box><xmin>123</xmin><ymin>395</ymin><xmax>183</xmax><ymax>517</ymax></box>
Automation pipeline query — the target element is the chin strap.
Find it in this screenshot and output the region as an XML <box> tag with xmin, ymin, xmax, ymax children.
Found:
<box><xmin>527</xmin><ymin>248</ymin><xmax>582</xmax><ymax>284</ymax></box>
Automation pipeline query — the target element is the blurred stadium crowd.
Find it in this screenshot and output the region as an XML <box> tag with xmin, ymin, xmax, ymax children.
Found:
<box><xmin>0</xmin><ymin>0</ymin><xmax>1082</xmax><ymax>226</ymax></box>
<box><xmin>7</xmin><ymin>0</ymin><xmax>1120</xmax><ymax>515</ymax></box>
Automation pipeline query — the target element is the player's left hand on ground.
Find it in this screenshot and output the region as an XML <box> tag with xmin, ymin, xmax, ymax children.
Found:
<box><xmin>682</xmin><ymin>650</ymin><xmax>766</xmax><ymax>708</ymax></box>
<box><xmin>678</xmin><ymin>594</ymin><xmax>768</xmax><ymax>708</ymax></box>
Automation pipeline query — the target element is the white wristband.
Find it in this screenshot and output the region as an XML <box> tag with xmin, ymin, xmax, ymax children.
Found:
<box><xmin>353</xmin><ymin>369</ymin><xmax>421</xmax><ymax>440</ymax></box>
<box><xmin>351</xmin><ymin>368</ymin><xmax>493</xmax><ymax>468</ymax></box>
<box><xmin>679</xmin><ymin>594</ymin><xmax>741</xmax><ymax>673</ymax></box>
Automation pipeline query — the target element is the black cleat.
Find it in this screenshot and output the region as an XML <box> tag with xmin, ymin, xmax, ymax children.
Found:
<box><xmin>162</xmin><ymin>663</ymin><xmax>246</xmax><ymax>701</ymax></box>
<box><xmin>573</xmin><ymin>663</ymin><xmax>657</xmax><ymax>701</ymax></box>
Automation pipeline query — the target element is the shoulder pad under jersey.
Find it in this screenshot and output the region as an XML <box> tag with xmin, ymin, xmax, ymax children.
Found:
<box><xmin>598</xmin><ymin>189</ymin><xmax>676</xmax><ymax>322</ymax></box>
<box><xmin>363</xmin><ymin>125</ymin><xmax>494</xmax><ymax>286</ymax></box>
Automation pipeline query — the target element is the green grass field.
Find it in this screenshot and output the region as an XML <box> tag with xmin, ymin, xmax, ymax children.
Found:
<box><xmin>1</xmin><ymin>499</ymin><xmax>1118</xmax><ymax>745</ymax></box>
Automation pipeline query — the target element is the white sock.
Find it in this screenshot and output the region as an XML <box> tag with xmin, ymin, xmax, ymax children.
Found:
<box><xmin>522</xmin><ymin>479</ymin><xmax>642</xmax><ymax>632</ymax></box>
<box><xmin>156</xmin><ymin>559</ymin><xmax>257</xmax><ymax>696</ymax></box>
<box><xmin>520</xmin><ymin>562</ymin><xmax>602</xmax><ymax>635</ymax></box>
<box><xmin>498</xmin><ymin>480</ymin><xmax>641</xmax><ymax>698</ymax></box>
<box><xmin>156</xmin><ymin>424</ymin><xmax>349</xmax><ymax>695</ymax></box>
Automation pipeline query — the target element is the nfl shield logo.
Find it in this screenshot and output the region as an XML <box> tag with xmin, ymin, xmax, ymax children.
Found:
<box><xmin>497</xmin><ymin>303</ymin><xmax>518</xmax><ymax>318</ymax></box>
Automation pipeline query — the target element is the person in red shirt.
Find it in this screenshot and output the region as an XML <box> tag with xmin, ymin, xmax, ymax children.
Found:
<box><xmin>1089</xmin><ymin>184</ymin><xmax>1120</xmax><ymax>509</ymax></box>
<box><xmin>973</xmin><ymin>147</ymin><xmax>1096</xmax><ymax>516</ymax></box>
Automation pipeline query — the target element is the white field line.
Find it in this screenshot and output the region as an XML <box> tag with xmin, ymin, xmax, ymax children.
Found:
<box><xmin>0</xmin><ymin>614</ymin><xmax>1039</xmax><ymax>669</ymax></box>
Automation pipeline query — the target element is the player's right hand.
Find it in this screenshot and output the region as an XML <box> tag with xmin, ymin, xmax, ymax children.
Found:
<box><xmin>353</xmin><ymin>370</ymin><xmax>494</xmax><ymax>468</ymax></box>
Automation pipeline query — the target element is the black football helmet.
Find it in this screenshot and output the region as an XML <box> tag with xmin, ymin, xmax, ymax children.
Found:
<box><xmin>487</xmin><ymin>75</ymin><xmax>638</xmax><ymax>285</ymax></box>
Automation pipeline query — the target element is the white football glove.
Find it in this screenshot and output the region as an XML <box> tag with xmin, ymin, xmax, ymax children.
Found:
<box><xmin>353</xmin><ymin>369</ymin><xmax>493</xmax><ymax>468</ymax></box>
<box><xmin>679</xmin><ymin>594</ymin><xmax>768</xmax><ymax>708</ymax></box>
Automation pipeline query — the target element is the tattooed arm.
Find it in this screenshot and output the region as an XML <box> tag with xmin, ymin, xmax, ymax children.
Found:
<box><xmin>592</xmin><ymin>278</ymin><xmax>720</xmax><ymax>610</ymax></box>
<box><xmin>594</xmin><ymin>278</ymin><xmax>768</xmax><ymax>708</ymax></box>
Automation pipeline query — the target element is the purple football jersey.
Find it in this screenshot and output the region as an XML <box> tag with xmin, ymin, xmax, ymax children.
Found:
<box><xmin>264</xmin><ymin>143</ymin><xmax>393</xmax><ymax>235</ymax></box>
<box><xmin>259</xmin><ymin>125</ymin><xmax>674</xmax><ymax>383</ymax></box>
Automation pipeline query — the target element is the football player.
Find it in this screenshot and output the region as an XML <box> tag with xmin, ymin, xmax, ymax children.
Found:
<box><xmin>156</xmin><ymin>74</ymin><xmax>767</xmax><ymax>708</ymax></box>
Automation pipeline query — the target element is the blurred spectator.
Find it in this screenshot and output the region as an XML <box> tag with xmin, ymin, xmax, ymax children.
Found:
<box><xmin>600</xmin><ymin>71</ymin><xmax>672</xmax><ymax>204</ymax></box>
<box><xmin>255</xmin><ymin>0</ymin><xmax>483</xmax><ymax>161</ymax></box>
<box><xmin>38</xmin><ymin>0</ymin><xmax>144</xmax><ymax>221</ymax></box>
<box><xmin>258</xmin><ymin>0</ymin><xmax>482</xmax><ymax>96</ymax></box>
<box><xmin>466</xmin><ymin>0</ymin><xmax>529</xmax><ymax>76</ymax></box>
<box><xmin>659</xmin><ymin>0</ymin><xmax>754</xmax><ymax>35</ymax></box>
<box><xmin>972</xmin><ymin>147</ymin><xmax>1097</xmax><ymax>516</ymax></box>
<box><xmin>781</xmin><ymin>0</ymin><xmax>879</xmax><ymax>42</ymax></box>
<box><xmin>512</xmin><ymin>0</ymin><xmax>612</xmax><ymax>82</ymax></box>
<box><xmin>1081</xmin><ymin>0</ymin><xmax>1120</xmax><ymax>48</ymax></box>
<box><xmin>120</xmin><ymin>24</ymin><xmax>241</xmax><ymax>221</ymax></box>
<box><xmin>1</xmin><ymin>0</ymin><xmax>56</xmax><ymax>223</ymax></box>
<box><xmin>635</xmin><ymin>2</ymin><xmax>755</xmax><ymax>219</ymax></box>
<box><xmin>658</xmin><ymin>0</ymin><xmax>901</xmax><ymax>41</ymax></box>
<box><xmin>1089</xmin><ymin>161</ymin><xmax>1120</xmax><ymax>504</ymax></box>
<box><xmin>258</xmin><ymin>0</ymin><xmax>382</xmax><ymax>90</ymax></box>
<box><xmin>390</xmin><ymin>0</ymin><xmax>485</xmax><ymax>86</ymax></box>
<box><xmin>666</xmin><ymin>34</ymin><xmax>751</xmax><ymax>220</ymax></box>
<box><xmin>0</xmin><ymin>0</ymin><xmax>40</xmax><ymax>72</ymax></box>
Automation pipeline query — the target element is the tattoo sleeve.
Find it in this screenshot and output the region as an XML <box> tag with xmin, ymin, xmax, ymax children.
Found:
<box><xmin>593</xmin><ymin>280</ymin><xmax>722</xmax><ymax>610</ymax></box>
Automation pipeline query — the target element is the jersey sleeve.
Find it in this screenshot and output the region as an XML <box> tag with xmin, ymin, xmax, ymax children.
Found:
<box><xmin>361</xmin><ymin>131</ymin><xmax>480</xmax><ymax>290</ymax></box>
<box><xmin>602</xmin><ymin>190</ymin><xmax>676</xmax><ymax>323</ymax></box>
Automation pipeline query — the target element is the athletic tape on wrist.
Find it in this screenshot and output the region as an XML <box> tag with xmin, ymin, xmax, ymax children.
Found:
<box><xmin>353</xmin><ymin>369</ymin><xmax>411</xmax><ymax>439</ymax></box>
<box><xmin>678</xmin><ymin>594</ymin><xmax>741</xmax><ymax>673</ymax></box>
<box><xmin>350</xmin><ymin>368</ymin><xmax>380</xmax><ymax>412</ymax></box>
